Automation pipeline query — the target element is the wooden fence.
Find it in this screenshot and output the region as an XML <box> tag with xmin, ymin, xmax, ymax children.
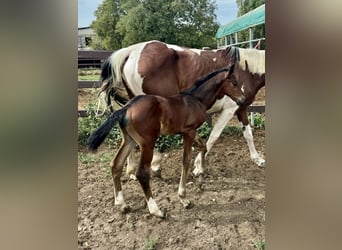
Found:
<box><xmin>78</xmin><ymin>50</ymin><xmax>265</xmax><ymax>117</ymax></box>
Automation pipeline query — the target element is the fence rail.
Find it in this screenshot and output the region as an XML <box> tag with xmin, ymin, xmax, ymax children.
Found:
<box><xmin>78</xmin><ymin>50</ymin><xmax>265</xmax><ymax>117</ymax></box>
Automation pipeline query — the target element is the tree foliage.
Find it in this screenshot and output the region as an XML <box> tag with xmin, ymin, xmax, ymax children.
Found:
<box><xmin>235</xmin><ymin>0</ymin><xmax>265</xmax><ymax>48</ymax></box>
<box><xmin>91</xmin><ymin>0</ymin><xmax>219</xmax><ymax>50</ymax></box>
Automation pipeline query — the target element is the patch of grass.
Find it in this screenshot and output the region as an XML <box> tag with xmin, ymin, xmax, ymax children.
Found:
<box><xmin>222</xmin><ymin>125</ymin><xmax>243</xmax><ymax>136</ymax></box>
<box><xmin>78</xmin><ymin>68</ymin><xmax>101</xmax><ymax>80</ymax></box>
<box><xmin>144</xmin><ymin>238</ymin><xmax>158</xmax><ymax>250</ymax></box>
<box><xmin>78</xmin><ymin>152</ymin><xmax>97</xmax><ymax>164</ymax></box>
<box><xmin>250</xmin><ymin>113</ymin><xmax>265</xmax><ymax>129</ymax></box>
<box><xmin>78</xmin><ymin>74</ymin><xmax>101</xmax><ymax>81</ymax></box>
<box><xmin>78</xmin><ymin>104</ymin><xmax>122</xmax><ymax>146</ymax></box>
<box><xmin>253</xmin><ymin>239</ymin><xmax>265</xmax><ymax>250</ymax></box>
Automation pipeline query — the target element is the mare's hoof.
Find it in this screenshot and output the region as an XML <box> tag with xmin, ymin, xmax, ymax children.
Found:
<box><xmin>151</xmin><ymin>210</ymin><xmax>165</xmax><ymax>218</ymax></box>
<box><xmin>253</xmin><ymin>157</ymin><xmax>265</xmax><ymax>167</ymax></box>
<box><xmin>180</xmin><ymin>199</ymin><xmax>192</xmax><ymax>209</ymax></box>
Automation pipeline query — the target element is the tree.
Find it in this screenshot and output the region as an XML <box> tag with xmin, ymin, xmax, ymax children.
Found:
<box><xmin>235</xmin><ymin>0</ymin><xmax>265</xmax><ymax>48</ymax></box>
<box><xmin>91</xmin><ymin>0</ymin><xmax>123</xmax><ymax>50</ymax></box>
<box><xmin>91</xmin><ymin>0</ymin><xmax>219</xmax><ymax>50</ymax></box>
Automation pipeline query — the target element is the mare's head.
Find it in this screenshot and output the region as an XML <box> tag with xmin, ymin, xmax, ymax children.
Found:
<box><xmin>233</xmin><ymin>48</ymin><xmax>265</xmax><ymax>94</ymax></box>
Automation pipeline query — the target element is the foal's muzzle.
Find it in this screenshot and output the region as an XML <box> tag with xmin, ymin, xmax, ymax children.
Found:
<box><xmin>236</xmin><ymin>97</ymin><xmax>246</xmax><ymax>106</ymax></box>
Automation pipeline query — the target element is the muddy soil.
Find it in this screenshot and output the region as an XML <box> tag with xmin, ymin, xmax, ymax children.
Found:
<box><xmin>78</xmin><ymin>129</ymin><xmax>265</xmax><ymax>250</ymax></box>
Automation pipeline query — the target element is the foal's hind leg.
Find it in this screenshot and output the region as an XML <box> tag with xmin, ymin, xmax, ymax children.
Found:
<box><xmin>110</xmin><ymin>132</ymin><xmax>135</xmax><ymax>212</ymax></box>
<box><xmin>136</xmin><ymin>145</ymin><xmax>164</xmax><ymax>217</ymax></box>
<box><xmin>237</xmin><ymin>108</ymin><xmax>265</xmax><ymax>167</ymax></box>
<box><xmin>178</xmin><ymin>132</ymin><xmax>195</xmax><ymax>208</ymax></box>
<box><xmin>127</xmin><ymin>149</ymin><xmax>162</xmax><ymax>179</ymax></box>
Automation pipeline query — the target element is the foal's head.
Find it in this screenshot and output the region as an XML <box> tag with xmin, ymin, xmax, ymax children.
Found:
<box><xmin>216</xmin><ymin>64</ymin><xmax>246</xmax><ymax>106</ymax></box>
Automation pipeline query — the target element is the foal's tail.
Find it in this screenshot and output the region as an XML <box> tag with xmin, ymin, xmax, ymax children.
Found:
<box><xmin>87</xmin><ymin>108</ymin><xmax>127</xmax><ymax>152</ymax></box>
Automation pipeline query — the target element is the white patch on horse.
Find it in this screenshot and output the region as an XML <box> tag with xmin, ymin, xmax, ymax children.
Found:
<box><xmin>166</xmin><ymin>44</ymin><xmax>184</xmax><ymax>51</ymax></box>
<box><xmin>241</xmin><ymin>83</ymin><xmax>245</xmax><ymax>93</ymax></box>
<box><xmin>238</xmin><ymin>48</ymin><xmax>265</xmax><ymax>75</ymax></box>
<box><xmin>189</xmin><ymin>48</ymin><xmax>202</xmax><ymax>55</ymax></box>
<box><xmin>115</xmin><ymin>191</ymin><xmax>125</xmax><ymax>205</ymax></box>
<box><xmin>122</xmin><ymin>43</ymin><xmax>150</xmax><ymax>95</ymax></box>
<box><xmin>151</xmin><ymin>150</ymin><xmax>162</xmax><ymax>172</ymax></box>
<box><xmin>147</xmin><ymin>198</ymin><xmax>164</xmax><ymax>217</ymax></box>
<box><xmin>213</xmin><ymin>57</ymin><xmax>217</xmax><ymax>62</ymax></box>
<box><xmin>242</xmin><ymin>124</ymin><xmax>265</xmax><ymax>167</ymax></box>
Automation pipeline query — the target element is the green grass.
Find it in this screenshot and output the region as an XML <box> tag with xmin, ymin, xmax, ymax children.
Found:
<box><xmin>253</xmin><ymin>239</ymin><xmax>265</xmax><ymax>250</ymax></box>
<box><xmin>78</xmin><ymin>68</ymin><xmax>101</xmax><ymax>81</ymax></box>
<box><xmin>78</xmin><ymin>74</ymin><xmax>100</xmax><ymax>81</ymax></box>
<box><xmin>143</xmin><ymin>238</ymin><xmax>158</xmax><ymax>250</ymax></box>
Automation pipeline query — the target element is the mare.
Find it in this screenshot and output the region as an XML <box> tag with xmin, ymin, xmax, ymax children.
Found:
<box><xmin>88</xmin><ymin>66</ymin><xmax>245</xmax><ymax>217</ymax></box>
<box><xmin>97</xmin><ymin>40</ymin><xmax>265</xmax><ymax>177</ymax></box>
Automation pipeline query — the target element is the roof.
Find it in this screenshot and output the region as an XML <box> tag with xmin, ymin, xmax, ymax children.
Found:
<box><xmin>216</xmin><ymin>4</ymin><xmax>265</xmax><ymax>39</ymax></box>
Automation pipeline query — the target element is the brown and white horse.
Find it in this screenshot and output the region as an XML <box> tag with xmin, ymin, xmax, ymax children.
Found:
<box><xmin>98</xmin><ymin>40</ymin><xmax>265</xmax><ymax>176</ymax></box>
<box><xmin>88</xmin><ymin>67</ymin><xmax>245</xmax><ymax>217</ymax></box>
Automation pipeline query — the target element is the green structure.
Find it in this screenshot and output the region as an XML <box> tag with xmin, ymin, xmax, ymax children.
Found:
<box><xmin>216</xmin><ymin>4</ymin><xmax>265</xmax><ymax>48</ymax></box>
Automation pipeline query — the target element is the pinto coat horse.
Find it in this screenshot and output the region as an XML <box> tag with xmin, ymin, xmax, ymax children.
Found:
<box><xmin>88</xmin><ymin>66</ymin><xmax>245</xmax><ymax>217</ymax></box>
<box><xmin>98</xmin><ymin>40</ymin><xmax>265</xmax><ymax>176</ymax></box>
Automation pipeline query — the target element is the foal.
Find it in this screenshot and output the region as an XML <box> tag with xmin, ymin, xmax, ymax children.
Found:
<box><xmin>88</xmin><ymin>65</ymin><xmax>245</xmax><ymax>217</ymax></box>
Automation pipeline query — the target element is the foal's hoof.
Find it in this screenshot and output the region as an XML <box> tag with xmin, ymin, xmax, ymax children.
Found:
<box><xmin>180</xmin><ymin>199</ymin><xmax>192</xmax><ymax>209</ymax></box>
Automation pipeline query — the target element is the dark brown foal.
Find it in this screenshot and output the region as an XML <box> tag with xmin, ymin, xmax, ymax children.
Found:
<box><xmin>88</xmin><ymin>65</ymin><xmax>245</xmax><ymax>217</ymax></box>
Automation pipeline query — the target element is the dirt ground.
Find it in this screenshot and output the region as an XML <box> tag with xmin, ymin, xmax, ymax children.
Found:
<box><xmin>78</xmin><ymin>128</ymin><xmax>265</xmax><ymax>250</ymax></box>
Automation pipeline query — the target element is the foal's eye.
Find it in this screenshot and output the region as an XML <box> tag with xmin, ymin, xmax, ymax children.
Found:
<box><xmin>232</xmin><ymin>81</ymin><xmax>237</xmax><ymax>87</ymax></box>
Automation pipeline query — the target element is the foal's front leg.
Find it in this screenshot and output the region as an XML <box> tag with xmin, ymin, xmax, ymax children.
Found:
<box><xmin>178</xmin><ymin>132</ymin><xmax>195</xmax><ymax>208</ymax></box>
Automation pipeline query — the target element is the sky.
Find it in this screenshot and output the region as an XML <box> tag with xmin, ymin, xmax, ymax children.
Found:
<box><xmin>78</xmin><ymin>0</ymin><xmax>238</xmax><ymax>28</ymax></box>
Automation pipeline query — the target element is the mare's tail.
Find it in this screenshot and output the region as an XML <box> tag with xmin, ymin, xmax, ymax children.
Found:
<box><xmin>97</xmin><ymin>47</ymin><xmax>133</xmax><ymax>113</ymax></box>
<box><xmin>87</xmin><ymin>108</ymin><xmax>127</xmax><ymax>152</ymax></box>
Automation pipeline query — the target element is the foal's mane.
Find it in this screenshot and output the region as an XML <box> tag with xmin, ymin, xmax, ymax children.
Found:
<box><xmin>181</xmin><ymin>67</ymin><xmax>231</xmax><ymax>95</ymax></box>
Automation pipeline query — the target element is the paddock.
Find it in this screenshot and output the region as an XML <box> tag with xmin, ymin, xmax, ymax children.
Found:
<box><xmin>78</xmin><ymin>129</ymin><xmax>265</xmax><ymax>249</ymax></box>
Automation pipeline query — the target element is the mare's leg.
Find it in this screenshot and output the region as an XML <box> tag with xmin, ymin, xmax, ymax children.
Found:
<box><xmin>110</xmin><ymin>132</ymin><xmax>135</xmax><ymax>212</ymax></box>
<box><xmin>136</xmin><ymin>145</ymin><xmax>164</xmax><ymax>217</ymax></box>
<box><xmin>126</xmin><ymin>151</ymin><xmax>138</xmax><ymax>180</ymax></box>
<box><xmin>193</xmin><ymin>98</ymin><xmax>238</xmax><ymax>175</ymax></box>
<box><xmin>236</xmin><ymin>108</ymin><xmax>265</xmax><ymax>167</ymax></box>
<box><xmin>193</xmin><ymin>135</ymin><xmax>207</xmax><ymax>181</ymax></box>
<box><xmin>151</xmin><ymin>149</ymin><xmax>162</xmax><ymax>177</ymax></box>
<box><xmin>127</xmin><ymin>149</ymin><xmax>162</xmax><ymax>179</ymax></box>
<box><xmin>178</xmin><ymin>132</ymin><xmax>195</xmax><ymax>208</ymax></box>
